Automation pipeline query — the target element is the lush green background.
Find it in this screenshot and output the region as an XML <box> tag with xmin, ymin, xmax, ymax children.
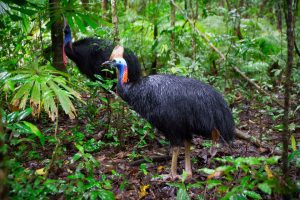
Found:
<box><xmin>0</xmin><ymin>0</ymin><xmax>299</xmax><ymax>199</ymax></box>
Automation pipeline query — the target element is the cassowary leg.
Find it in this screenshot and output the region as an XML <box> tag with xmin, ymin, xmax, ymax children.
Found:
<box><xmin>184</xmin><ymin>140</ymin><xmax>192</xmax><ymax>178</ymax></box>
<box><xmin>170</xmin><ymin>146</ymin><xmax>180</xmax><ymax>178</ymax></box>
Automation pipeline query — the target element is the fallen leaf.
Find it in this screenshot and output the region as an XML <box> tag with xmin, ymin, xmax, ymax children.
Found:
<box><xmin>116</xmin><ymin>151</ymin><xmax>126</xmax><ymax>159</ymax></box>
<box><xmin>235</xmin><ymin>92</ymin><xmax>243</xmax><ymax>102</ymax></box>
<box><xmin>157</xmin><ymin>166</ymin><xmax>165</xmax><ymax>173</ymax></box>
<box><xmin>139</xmin><ymin>184</ymin><xmax>150</xmax><ymax>199</ymax></box>
<box><xmin>207</xmin><ymin>170</ymin><xmax>224</xmax><ymax>180</ymax></box>
<box><xmin>96</xmin><ymin>155</ymin><xmax>106</xmax><ymax>162</ymax></box>
<box><xmin>265</xmin><ymin>165</ymin><xmax>274</xmax><ymax>179</ymax></box>
<box><xmin>259</xmin><ymin>147</ymin><xmax>268</xmax><ymax>153</ymax></box>
<box><xmin>36</xmin><ymin>168</ymin><xmax>46</xmax><ymax>175</ymax></box>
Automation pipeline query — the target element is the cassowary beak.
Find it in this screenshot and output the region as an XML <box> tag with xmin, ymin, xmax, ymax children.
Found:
<box><xmin>102</xmin><ymin>60</ymin><xmax>116</xmax><ymax>68</ymax></box>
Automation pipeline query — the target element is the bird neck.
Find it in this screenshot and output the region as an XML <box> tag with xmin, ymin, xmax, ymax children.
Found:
<box><xmin>118</xmin><ymin>65</ymin><xmax>129</xmax><ymax>85</ymax></box>
<box><xmin>64</xmin><ymin>32</ymin><xmax>72</xmax><ymax>46</ymax></box>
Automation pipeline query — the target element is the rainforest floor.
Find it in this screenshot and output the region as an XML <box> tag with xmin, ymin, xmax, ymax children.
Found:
<box><xmin>18</xmin><ymin>94</ymin><xmax>299</xmax><ymax>200</ymax></box>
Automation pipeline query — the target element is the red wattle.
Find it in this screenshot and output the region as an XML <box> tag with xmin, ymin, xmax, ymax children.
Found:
<box><xmin>62</xmin><ymin>45</ymin><xmax>67</xmax><ymax>67</ymax></box>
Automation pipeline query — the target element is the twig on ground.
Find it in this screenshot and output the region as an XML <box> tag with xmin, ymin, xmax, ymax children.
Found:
<box><xmin>130</xmin><ymin>155</ymin><xmax>173</xmax><ymax>166</ymax></box>
<box><xmin>44</xmin><ymin>113</ymin><xmax>60</xmax><ymax>179</ymax></box>
<box><xmin>235</xmin><ymin>128</ymin><xmax>282</xmax><ymax>155</ymax></box>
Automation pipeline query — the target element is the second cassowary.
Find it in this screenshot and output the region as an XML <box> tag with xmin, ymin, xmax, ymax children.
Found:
<box><xmin>103</xmin><ymin>46</ymin><xmax>235</xmax><ymax>179</ymax></box>
<box><xmin>62</xmin><ymin>24</ymin><xmax>141</xmax><ymax>82</ymax></box>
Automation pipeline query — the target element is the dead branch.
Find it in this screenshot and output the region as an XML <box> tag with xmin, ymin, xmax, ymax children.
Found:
<box><xmin>44</xmin><ymin>114</ymin><xmax>60</xmax><ymax>179</ymax></box>
<box><xmin>130</xmin><ymin>155</ymin><xmax>172</xmax><ymax>166</ymax></box>
<box><xmin>235</xmin><ymin>128</ymin><xmax>282</xmax><ymax>155</ymax></box>
<box><xmin>235</xmin><ymin>128</ymin><xmax>261</xmax><ymax>147</ymax></box>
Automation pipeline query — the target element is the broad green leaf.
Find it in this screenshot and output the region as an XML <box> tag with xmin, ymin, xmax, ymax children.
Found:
<box><xmin>266</xmin><ymin>156</ymin><xmax>280</xmax><ymax>164</ymax></box>
<box><xmin>30</xmin><ymin>80</ymin><xmax>41</xmax><ymax>107</ymax></box>
<box><xmin>11</xmin><ymin>81</ymin><xmax>34</xmax><ymax>108</ymax></box>
<box><xmin>9</xmin><ymin>5</ymin><xmax>36</xmax><ymax>16</ymax></box>
<box><xmin>41</xmin><ymin>82</ymin><xmax>57</xmax><ymax>121</ymax></box>
<box><xmin>76</xmin><ymin>144</ymin><xmax>84</xmax><ymax>153</ymax></box>
<box><xmin>17</xmin><ymin>108</ymin><xmax>32</xmax><ymax>121</ymax></box>
<box><xmin>23</xmin><ymin>121</ymin><xmax>45</xmax><ymax>146</ymax></box>
<box><xmin>206</xmin><ymin>180</ymin><xmax>221</xmax><ymax>189</ymax></box>
<box><xmin>98</xmin><ymin>189</ymin><xmax>115</xmax><ymax>200</ymax></box>
<box><xmin>72</xmin><ymin>153</ymin><xmax>82</xmax><ymax>163</ymax></box>
<box><xmin>176</xmin><ymin>188</ymin><xmax>190</xmax><ymax>200</ymax></box>
<box><xmin>7</xmin><ymin>111</ymin><xmax>20</xmax><ymax>123</ymax></box>
<box><xmin>48</xmin><ymin>80</ymin><xmax>76</xmax><ymax>119</ymax></box>
<box><xmin>79</xmin><ymin>14</ymin><xmax>98</xmax><ymax>29</ymax></box>
<box><xmin>288</xmin><ymin>150</ymin><xmax>300</xmax><ymax>162</ymax></box>
<box><xmin>0</xmin><ymin>71</ymin><xmax>10</xmax><ymax>80</ymax></box>
<box><xmin>14</xmin><ymin>122</ymin><xmax>32</xmax><ymax>133</ymax></box>
<box><xmin>66</xmin><ymin>15</ymin><xmax>75</xmax><ymax>30</ymax></box>
<box><xmin>198</xmin><ymin>168</ymin><xmax>214</xmax><ymax>174</ymax></box>
<box><xmin>243</xmin><ymin>190</ymin><xmax>262</xmax><ymax>199</ymax></box>
<box><xmin>258</xmin><ymin>183</ymin><xmax>272</xmax><ymax>195</ymax></box>
<box><xmin>74</xmin><ymin>15</ymin><xmax>86</xmax><ymax>33</ymax></box>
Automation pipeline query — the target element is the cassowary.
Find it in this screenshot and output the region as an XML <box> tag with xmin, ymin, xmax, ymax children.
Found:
<box><xmin>103</xmin><ymin>46</ymin><xmax>235</xmax><ymax>179</ymax></box>
<box><xmin>62</xmin><ymin>24</ymin><xmax>141</xmax><ymax>82</ymax></box>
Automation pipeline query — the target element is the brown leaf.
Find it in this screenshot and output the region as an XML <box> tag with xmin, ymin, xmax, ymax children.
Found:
<box><xmin>207</xmin><ymin>170</ymin><xmax>224</xmax><ymax>180</ymax></box>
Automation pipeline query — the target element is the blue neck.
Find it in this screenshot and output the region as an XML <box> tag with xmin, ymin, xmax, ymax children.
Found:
<box><xmin>64</xmin><ymin>32</ymin><xmax>72</xmax><ymax>45</ymax></box>
<box><xmin>117</xmin><ymin>64</ymin><xmax>128</xmax><ymax>85</ymax></box>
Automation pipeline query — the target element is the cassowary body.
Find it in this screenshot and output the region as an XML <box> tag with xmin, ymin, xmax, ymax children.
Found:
<box><xmin>63</xmin><ymin>25</ymin><xmax>140</xmax><ymax>82</ymax></box>
<box><xmin>105</xmin><ymin>47</ymin><xmax>235</xmax><ymax>179</ymax></box>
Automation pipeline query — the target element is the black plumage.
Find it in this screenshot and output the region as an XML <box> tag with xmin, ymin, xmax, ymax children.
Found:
<box><xmin>105</xmin><ymin>47</ymin><xmax>235</xmax><ymax>179</ymax></box>
<box><xmin>63</xmin><ymin>25</ymin><xmax>141</xmax><ymax>81</ymax></box>
<box><xmin>119</xmin><ymin>74</ymin><xmax>234</xmax><ymax>146</ymax></box>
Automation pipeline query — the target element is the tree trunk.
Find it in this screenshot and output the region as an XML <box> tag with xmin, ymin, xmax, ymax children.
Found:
<box><xmin>0</xmin><ymin>111</ymin><xmax>7</xmax><ymax>200</ymax></box>
<box><xmin>235</xmin><ymin>0</ymin><xmax>244</xmax><ymax>40</ymax></box>
<box><xmin>102</xmin><ymin>0</ymin><xmax>108</xmax><ymax>19</ymax></box>
<box><xmin>124</xmin><ymin>0</ymin><xmax>128</xmax><ymax>10</ymax></box>
<box><xmin>150</xmin><ymin>0</ymin><xmax>158</xmax><ymax>74</ymax></box>
<box><xmin>170</xmin><ymin>0</ymin><xmax>176</xmax><ymax>65</ymax></box>
<box><xmin>151</xmin><ymin>23</ymin><xmax>158</xmax><ymax>74</ymax></box>
<box><xmin>111</xmin><ymin>0</ymin><xmax>120</xmax><ymax>44</ymax></box>
<box><xmin>275</xmin><ymin>2</ymin><xmax>282</xmax><ymax>31</ymax></box>
<box><xmin>49</xmin><ymin>0</ymin><xmax>65</xmax><ymax>71</ymax></box>
<box><xmin>259</xmin><ymin>0</ymin><xmax>269</xmax><ymax>16</ymax></box>
<box><xmin>282</xmin><ymin>0</ymin><xmax>296</xmax><ymax>195</ymax></box>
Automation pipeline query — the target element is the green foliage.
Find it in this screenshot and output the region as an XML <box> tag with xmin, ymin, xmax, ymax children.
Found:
<box><xmin>1</xmin><ymin>108</ymin><xmax>44</xmax><ymax>145</ymax></box>
<box><xmin>1</xmin><ymin>63</ymin><xmax>82</xmax><ymax>121</ymax></box>
<box><xmin>198</xmin><ymin>156</ymin><xmax>283</xmax><ymax>199</ymax></box>
<box><xmin>0</xmin><ymin>0</ymin><xmax>299</xmax><ymax>199</ymax></box>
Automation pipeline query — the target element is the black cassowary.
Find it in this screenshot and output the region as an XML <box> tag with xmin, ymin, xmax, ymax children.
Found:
<box><xmin>62</xmin><ymin>24</ymin><xmax>141</xmax><ymax>82</ymax></box>
<box><xmin>103</xmin><ymin>46</ymin><xmax>235</xmax><ymax>179</ymax></box>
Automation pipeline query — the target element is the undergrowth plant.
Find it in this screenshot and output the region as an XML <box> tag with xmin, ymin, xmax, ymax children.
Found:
<box><xmin>0</xmin><ymin>62</ymin><xmax>82</xmax><ymax>121</ymax></box>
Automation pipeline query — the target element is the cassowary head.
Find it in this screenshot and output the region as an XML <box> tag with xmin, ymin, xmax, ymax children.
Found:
<box><xmin>102</xmin><ymin>46</ymin><xmax>128</xmax><ymax>84</ymax></box>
